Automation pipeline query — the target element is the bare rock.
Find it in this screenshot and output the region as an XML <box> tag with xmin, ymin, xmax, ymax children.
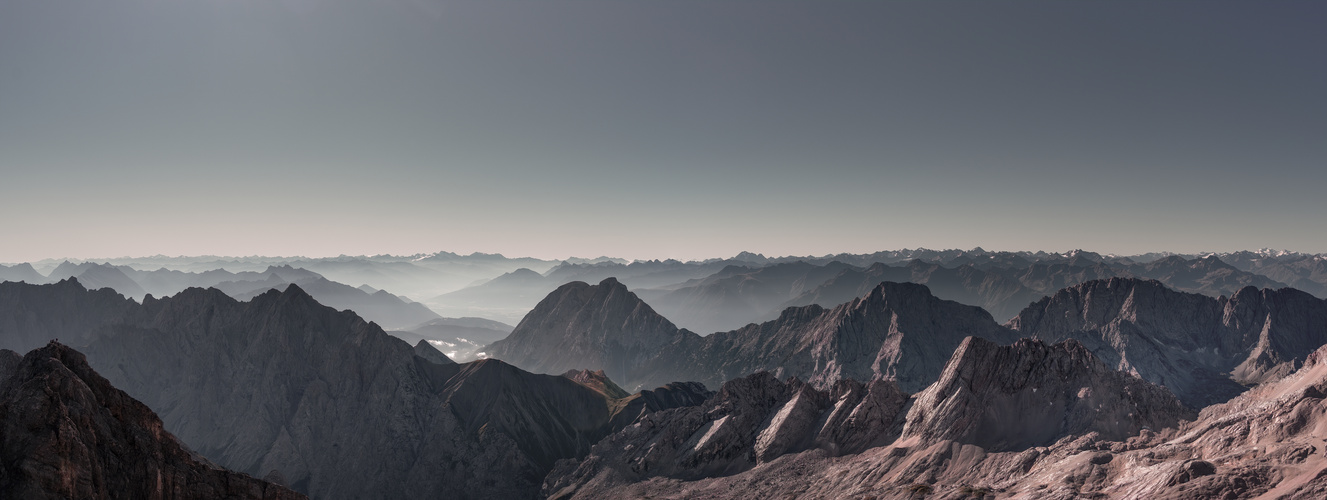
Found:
<box><xmin>0</xmin><ymin>342</ymin><xmax>304</xmax><ymax>500</ymax></box>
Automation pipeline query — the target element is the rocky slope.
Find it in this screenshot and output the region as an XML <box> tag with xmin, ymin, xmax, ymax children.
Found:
<box><xmin>688</xmin><ymin>282</ymin><xmax>1020</xmax><ymax>393</ymax></box>
<box><xmin>0</xmin><ymin>262</ymin><xmax>44</xmax><ymax>284</ymax></box>
<box><xmin>486</xmin><ymin>278</ymin><xmax>699</xmax><ymax>389</ymax></box>
<box><xmin>1009</xmin><ymin>277</ymin><xmax>1327</xmax><ymax>407</ymax></box>
<box><xmin>544</xmin><ymin>337</ymin><xmax>1194</xmax><ymax>500</ymax></box>
<box><xmin>0</xmin><ymin>278</ymin><xmax>139</xmax><ymax>352</ymax></box>
<box><xmin>0</xmin><ymin>342</ymin><xmax>304</xmax><ymax>500</ymax></box>
<box><xmin>900</xmin><ymin>337</ymin><xmax>1192</xmax><ymax>451</ymax></box>
<box><xmin>0</xmin><ymin>280</ymin><xmax>708</xmax><ymax>499</ymax></box>
<box><xmin>543</xmin><ymin>372</ymin><xmax>911</xmax><ymax>499</ymax></box>
<box><xmin>489</xmin><ymin>279</ymin><xmax>1018</xmax><ymax>393</ymax></box>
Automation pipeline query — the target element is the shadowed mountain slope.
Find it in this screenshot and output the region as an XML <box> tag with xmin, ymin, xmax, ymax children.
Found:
<box><xmin>489</xmin><ymin>279</ymin><xmax>1018</xmax><ymax>393</ymax></box>
<box><xmin>0</xmin><ymin>342</ymin><xmax>304</xmax><ymax>500</ymax></box>
<box><xmin>0</xmin><ymin>280</ymin><xmax>708</xmax><ymax>499</ymax></box>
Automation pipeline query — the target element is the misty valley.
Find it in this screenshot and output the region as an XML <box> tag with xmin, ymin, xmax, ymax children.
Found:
<box><xmin>3</xmin><ymin>248</ymin><xmax>1327</xmax><ymax>499</ymax></box>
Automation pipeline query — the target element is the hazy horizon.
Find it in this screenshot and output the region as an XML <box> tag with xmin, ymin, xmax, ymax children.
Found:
<box><xmin>4</xmin><ymin>246</ymin><xmax>1322</xmax><ymax>269</ymax></box>
<box><xmin>2</xmin><ymin>1</ymin><xmax>1323</xmax><ymax>263</ymax></box>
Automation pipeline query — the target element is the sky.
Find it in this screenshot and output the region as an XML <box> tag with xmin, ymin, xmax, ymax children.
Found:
<box><xmin>0</xmin><ymin>0</ymin><xmax>1324</xmax><ymax>263</ymax></box>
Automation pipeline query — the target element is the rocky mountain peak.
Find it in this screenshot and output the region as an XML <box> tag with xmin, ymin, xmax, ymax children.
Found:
<box><xmin>485</xmin><ymin>277</ymin><xmax>689</xmax><ymax>386</ymax></box>
<box><xmin>413</xmin><ymin>339</ymin><xmax>456</xmax><ymax>365</ymax></box>
<box><xmin>1011</xmin><ymin>278</ymin><xmax>1327</xmax><ymax>407</ymax></box>
<box><xmin>0</xmin><ymin>342</ymin><xmax>304</xmax><ymax>499</ymax></box>
<box><xmin>562</xmin><ymin>369</ymin><xmax>630</xmax><ymax>399</ymax></box>
<box><xmin>901</xmin><ymin>336</ymin><xmax>1193</xmax><ymax>451</ymax></box>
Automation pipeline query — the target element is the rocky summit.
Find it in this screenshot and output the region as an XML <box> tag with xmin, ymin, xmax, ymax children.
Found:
<box><xmin>0</xmin><ymin>342</ymin><xmax>304</xmax><ymax>500</ymax></box>
<box><xmin>489</xmin><ymin>278</ymin><xmax>1018</xmax><ymax>393</ymax></box>
<box><xmin>1010</xmin><ymin>277</ymin><xmax>1327</xmax><ymax>407</ymax></box>
<box><xmin>487</xmin><ymin>278</ymin><xmax>695</xmax><ymax>389</ymax></box>
<box><xmin>543</xmin><ymin>336</ymin><xmax>1195</xmax><ymax>499</ymax></box>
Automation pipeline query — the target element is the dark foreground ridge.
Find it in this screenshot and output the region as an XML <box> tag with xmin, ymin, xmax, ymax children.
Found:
<box><xmin>0</xmin><ymin>342</ymin><xmax>304</xmax><ymax>500</ymax></box>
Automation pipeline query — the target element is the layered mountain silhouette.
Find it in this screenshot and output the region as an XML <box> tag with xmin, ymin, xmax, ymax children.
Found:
<box><xmin>44</xmin><ymin>261</ymin><xmax>150</xmax><ymax>300</ymax></box>
<box><xmin>0</xmin><ymin>342</ymin><xmax>304</xmax><ymax>500</ymax></box>
<box><xmin>388</xmin><ymin>317</ymin><xmax>513</xmax><ymax>362</ymax></box>
<box><xmin>493</xmin><ymin>276</ymin><xmax>1327</xmax><ymax>410</ymax></box>
<box><xmin>1224</xmin><ymin>250</ymin><xmax>1327</xmax><ymax>296</ymax></box>
<box><xmin>639</xmin><ymin>261</ymin><xmax>858</xmax><ymax>334</ymax></box>
<box><xmin>0</xmin><ymin>262</ymin><xmax>43</xmax><ymax>283</ymax></box>
<box><xmin>488</xmin><ymin>278</ymin><xmax>1017</xmax><ymax>393</ymax></box>
<box><xmin>427</xmin><ymin>268</ymin><xmax>558</xmax><ymax>324</ymax></box>
<box><xmin>221</xmin><ymin>275</ymin><xmax>442</xmax><ymax>330</ymax></box>
<box><xmin>0</xmin><ymin>280</ymin><xmax>708</xmax><ymax>499</ymax></box>
<box><xmin>8</xmin><ymin>249</ymin><xmax>1327</xmax><ymax>499</ymax></box>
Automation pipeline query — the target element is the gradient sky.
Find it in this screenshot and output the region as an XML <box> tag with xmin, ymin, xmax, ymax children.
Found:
<box><xmin>1</xmin><ymin>0</ymin><xmax>1324</xmax><ymax>263</ymax></box>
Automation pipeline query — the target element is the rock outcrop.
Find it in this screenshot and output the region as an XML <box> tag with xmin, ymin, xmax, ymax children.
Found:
<box><xmin>543</xmin><ymin>372</ymin><xmax>909</xmax><ymax>499</ymax></box>
<box><xmin>1009</xmin><ymin>277</ymin><xmax>1327</xmax><ymax>407</ymax></box>
<box><xmin>0</xmin><ymin>342</ymin><xmax>304</xmax><ymax>500</ymax></box>
<box><xmin>689</xmin><ymin>281</ymin><xmax>1020</xmax><ymax>393</ymax></box>
<box><xmin>544</xmin><ymin>337</ymin><xmax>1195</xmax><ymax>500</ymax></box>
<box><xmin>900</xmin><ymin>337</ymin><xmax>1192</xmax><ymax>451</ymax></box>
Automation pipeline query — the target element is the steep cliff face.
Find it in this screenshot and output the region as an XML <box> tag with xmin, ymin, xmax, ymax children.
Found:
<box><xmin>487</xmin><ymin>278</ymin><xmax>698</xmax><ymax>389</ymax></box>
<box><xmin>1009</xmin><ymin>278</ymin><xmax>1327</xmax><ymax>407</ymax></box>
<box><xmin>900</xmin><ymin>337</ymin><xmax>1192</xmax><ymax>451</ymax></box>
<box><xmin>543</xmin><ymin>372</ymin><xmax>909</xmax><ymax>500</ymax></box>
<box><xmin>1222</xmin><ymin>285</ymin><xmax>1327</xmax><ymax>384</ymax></box>
<box><xmin>544</xmin><ymin>336</ymin><xmax>1198</xmax><ymax>500</ymax></box>
<box><xmin>692</xmin><ymin>282</ymin><xmax>1019</xmax><ymax>393</ymax></box>
<box><xmin>0</xmin><ymin>342</ymin><xmax>304</xmax><ymax>500</ymax></box>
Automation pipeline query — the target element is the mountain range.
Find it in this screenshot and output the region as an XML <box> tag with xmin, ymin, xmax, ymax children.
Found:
<box><xmin>0</xmin><ymin>279</ymin><xmax>707</xmax><ymax>499</ymax></box>
<box><xmin>6</xmin><ymin>248</ymin><xmax>1327</xmax><ymax>499</ymax></box>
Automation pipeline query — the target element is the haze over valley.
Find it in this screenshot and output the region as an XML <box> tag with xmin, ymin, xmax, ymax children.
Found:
<box><xmin>2</xmin><ymin>0</ymin><xmax>1324</xmax><ymax>498</ymax></box>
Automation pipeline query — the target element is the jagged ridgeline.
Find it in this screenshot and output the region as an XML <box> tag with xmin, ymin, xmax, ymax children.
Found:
<box><xmin>487</xmin><ymin>278</ymin><xmax>1019</xmax><ymax>393</ymax></box>
<box><xmin>0</xmin><ymin>279</ymin><xmax>706</xmax><ymax>499</ymax></box>
<box><xmin>489</xmin><ymin>276</ymin><xmax>1327</xmax><ymax>409</ymax></box>
<box><xmin>6</xmin><ymin>253</ymin><xmax>1327</xmax><ymax>500</ymax></box>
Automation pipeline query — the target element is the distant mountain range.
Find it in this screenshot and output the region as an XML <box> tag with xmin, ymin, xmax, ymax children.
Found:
<box><xmin>488</xmin><ymin>275</ymin><xmax>1327</xmax><ymax>409</ymax></box>
<box><xmin>5</xmin><ymin>248</ymin><xmax>1327</xmax><ymax>499</ymax></box>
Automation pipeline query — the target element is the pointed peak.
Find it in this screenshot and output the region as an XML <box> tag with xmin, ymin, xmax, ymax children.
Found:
<box><xmin>414</xmin><ymin>340</ymin><xmax>456</xmax><ymax>365</ymax></box>
<box><xmin>597</xmin><ymin>277</ymin><xmax>625</xmax><ymax>288</ymax></box>
<box><xmin>281</xmin><ymin>283</ymin><xmax>311</xmax><ymax>299</ymax></box>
